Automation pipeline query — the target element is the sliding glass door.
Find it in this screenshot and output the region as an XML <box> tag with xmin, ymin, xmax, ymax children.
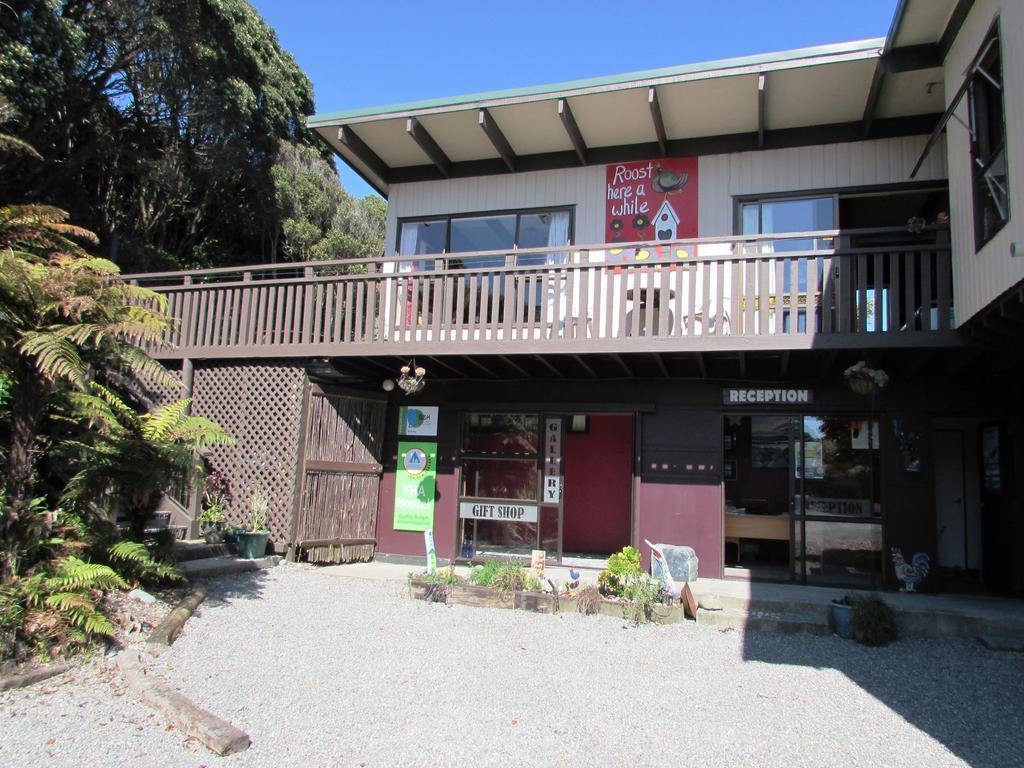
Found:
<box><xmin>794</xmin><ymin>415</ymin><xmax>883</xmax><ymax>587</ymax></box>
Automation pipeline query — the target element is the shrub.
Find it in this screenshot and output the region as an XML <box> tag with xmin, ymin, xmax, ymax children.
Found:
<box><xmin>621</xmin><ymin>575</ymin><xmax>667</xmax><ymax>625</ymax></box>
<box><xmin>491</xmin><ymin>560</ymin><xmax>536</xmax><ymax>593</ymax></box>
<box><xmin>9</xmin><ymin>557</ymin><xmax>128</xmax><ymax>658</ymax></box>
<box><xmin>598</xmin><ymin>545</ymin><xmax>643</xmax><ymax>596</ymax></box>
<box><xmin>576</xmin><ymin>585</ymin><xmax>603</xmax><ymax>616</ymax></box>
<box><xmin>468</xmin><ymin>559</ymin><xmax>505</xmax><ymax>587</ymax></box>
<box><xmin>849</xmin><ymin>594</ymin><xmax>898</xmax><ymax>646</ymax></box>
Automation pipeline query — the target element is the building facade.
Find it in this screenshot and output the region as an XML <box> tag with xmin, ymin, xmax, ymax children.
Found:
<box><xmin>135</xmin><ymin>0</ymin><xmax>1024</xmax><ymax>594</ymax></box>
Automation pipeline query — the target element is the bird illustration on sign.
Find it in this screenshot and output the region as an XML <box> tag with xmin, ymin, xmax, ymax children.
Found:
<box><xmin>891</xmin><ymin>548</ymin><xmax>930</xmax><ymax>592</ymax></box>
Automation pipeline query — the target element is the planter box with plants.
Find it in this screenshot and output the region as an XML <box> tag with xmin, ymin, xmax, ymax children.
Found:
<box><xmin>408</xmin><ymin>547</ymin><xmax>687</xmax><ymax>625</ymax></box>
<box><xmin>236</xmin><ymin>488</ymin><xmax>271</xmax><ymax>560</ymax></box>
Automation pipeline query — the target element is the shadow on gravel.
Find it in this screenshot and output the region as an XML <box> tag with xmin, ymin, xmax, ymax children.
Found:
<box><xmin>198</xmin><ymin>570</ymin><xmax>272</xmax><ymax>607</ymax></box>
<box><xmin>740</xmin><ymin>611</ymin><xmax>1024</xmax><ymax>766</ymax></box>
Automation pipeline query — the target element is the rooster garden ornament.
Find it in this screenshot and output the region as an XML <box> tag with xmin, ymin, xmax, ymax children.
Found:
<box><xmin>891</xmin><ymin>547</ymin><xmax>930</xmax><ymax>592</ymax></box>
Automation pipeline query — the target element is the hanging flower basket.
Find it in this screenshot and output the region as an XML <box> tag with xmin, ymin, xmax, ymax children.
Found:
<box><xmin>844</xmin><ymin>361</ymin><xmax>889</xmax><ymax>396</ymax></box>
<box><xmin>848</xmin><ymin>377</ymin><xmax>876</xmax><ymax>396</ymax></box>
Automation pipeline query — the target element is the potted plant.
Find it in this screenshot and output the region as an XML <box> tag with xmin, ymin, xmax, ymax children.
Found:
<box><xmin>198</xmin><ymin>468</ymin><xmax>232</xmax><ymax>543</ymax></box>
<box><xmin>198</xmin><ymin>504</ymin><xmax>227</xmax><ymax>543</ymax></box>
<box><xmin>829</xmin><ymin>595</ymin><xmax>855</xmax><ymax>639</ymax></box>
<box><xmin>236</xmin><ymin>487</ymin><xmax>271</xmax><ymax>559</ymax></box>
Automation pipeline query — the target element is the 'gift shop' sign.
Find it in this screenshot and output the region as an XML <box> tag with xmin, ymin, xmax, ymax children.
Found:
<box><xmin>459</xmin><ymin>502</ymin><xmax>538</xmax><ymax>523</ymax></box>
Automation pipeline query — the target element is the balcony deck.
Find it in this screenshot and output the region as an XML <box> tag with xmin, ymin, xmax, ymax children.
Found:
<box><xmin>127</xmin><ymin>228</ymin><xmax>961</xmax><ymax>362</ymax></box>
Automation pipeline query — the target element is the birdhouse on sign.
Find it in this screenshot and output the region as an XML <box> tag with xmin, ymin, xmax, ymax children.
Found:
<box><xmin>653</xmin><ymin>200</ymin><xmax>681</xmax><ymax>241</ymax></box>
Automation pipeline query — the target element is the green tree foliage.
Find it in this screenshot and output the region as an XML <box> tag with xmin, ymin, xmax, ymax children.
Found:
<box><xmin>0</xmin><ymin>0</ymin><xmax>326</xmax><ymax>270</ymax></box>
<box><xmin>0</xmin><ymin>197</ymin><xmax>232</xmax><ymax>584</ymax></box>
<box><xmin>270</xmin><ymin>140</ymin><xmax>385</xmax><ymax>263</ymax></box>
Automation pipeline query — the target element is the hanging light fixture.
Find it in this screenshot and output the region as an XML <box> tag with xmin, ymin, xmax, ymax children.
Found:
<box><xmin>397</xmin><ymin>360</ymin><xmax>426</xmax><ymax>395</ymax></box>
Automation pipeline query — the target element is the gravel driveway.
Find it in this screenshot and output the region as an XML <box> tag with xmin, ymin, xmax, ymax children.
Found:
<box><xmin>2</xmin><ymin>563</ymin><xmax>1022</xmax><ymax>768</ymax></box>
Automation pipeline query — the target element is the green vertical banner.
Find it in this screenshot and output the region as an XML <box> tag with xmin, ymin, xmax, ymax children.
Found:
<box><xmin>394</xmin><ymin>440</ymin><xmax>437</xmax><ymax>532</ymax></box>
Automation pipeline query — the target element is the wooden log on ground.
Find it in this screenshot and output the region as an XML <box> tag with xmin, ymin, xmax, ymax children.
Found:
<box><xmin>514</xmin><ymin>590</ymin><xmax>558</xmax><ymax>614</ymax></box>
<box><xmin>117</xmin><ymin>650</ymin><xmax>250</xmax><ymax>756</ymax></box>
<box><xmin>147</xmin><ymin>583</ymin><xmax>207</xmax><ymax>646</ymax></box>
<box><xmin>0</xmin><ymin>663</ymin><xmax>70</xmax><ymax>692</ymax></box>
<box><xmin>407</xmin><ymin>578</ymin><xmax>449</xmax><ymax>603</ymax></box>
<box><xmin>447</xmin><ymin>584</ymin><xmax>514</xmax><ymax>609</ymax></box>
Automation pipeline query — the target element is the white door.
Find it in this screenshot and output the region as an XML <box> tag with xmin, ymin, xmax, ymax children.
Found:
<box><xmin>935</xmin><ymin>430</ymin><xmax>966</xmax><ymax>569</ymax></box>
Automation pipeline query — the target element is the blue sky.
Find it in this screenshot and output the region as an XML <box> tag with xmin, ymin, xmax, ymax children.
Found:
<box><xmin>251</xmin><ymin>0</ymin><xmax>901</xmax><ymax>199</ymax></box>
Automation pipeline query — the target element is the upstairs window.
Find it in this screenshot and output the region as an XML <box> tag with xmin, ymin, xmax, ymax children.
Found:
<box><xmin>968</xmin><ymin>29</ymin><xmax>1009</xmax><ymax>249</ymax></box>
<box><xmin>739</xmin><ymin>195</ymin><xmax>836</xmax><ymax>291</ymax></box>
<box><xmin>397</xmin><ymin>208</ymin><xmax>572</xmax><ymax>269</ymax></box>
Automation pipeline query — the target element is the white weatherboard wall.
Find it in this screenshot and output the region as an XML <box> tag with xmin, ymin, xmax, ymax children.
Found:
<box><xmin>384</xmin><ymin>135</ymin><xmax>948</xmax><ymax>250</ymax></box>
<box><xmin>944</xmin><ymin>0</ymin><xmax>1024</xmax><ymax>325</ymax></box>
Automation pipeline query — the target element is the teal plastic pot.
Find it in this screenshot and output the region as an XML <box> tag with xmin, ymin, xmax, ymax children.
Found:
<box><xmin>830</xmin><ymin>600</ymin><xmax>854</xmax><ymax>639</ymax></box>
<box><xmin>236</xmin><ymin>531</ymin><xmax>269</xmax><ymax>559</ymax></box>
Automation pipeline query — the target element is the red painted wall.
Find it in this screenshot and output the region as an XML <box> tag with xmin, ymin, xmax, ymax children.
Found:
<box><xmin>635</xmin><ymin>479</ymin><xmax>722</xmax><ymax>577</ymax></box>
<box><xmin>562</xmin><ymin>415</ymin><xmax>633</xmax><ymax>554</ymax></box>
<box><xmin>375</xmin><ymin>469</ymin><xmax>458</xmax><ymax>561</ymax></box>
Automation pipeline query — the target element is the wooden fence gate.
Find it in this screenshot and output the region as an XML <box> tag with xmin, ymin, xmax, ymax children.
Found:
<box><xmin>290</xmin><ymin>384</ymin><xmax>387</xmax><ymax>563</ymax></box>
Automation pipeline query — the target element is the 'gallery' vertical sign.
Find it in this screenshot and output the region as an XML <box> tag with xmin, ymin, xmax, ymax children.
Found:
<box><xmin>543</xmin><ymin>418</ymin><xmax>562</xmax><ymax>504</ymax></box>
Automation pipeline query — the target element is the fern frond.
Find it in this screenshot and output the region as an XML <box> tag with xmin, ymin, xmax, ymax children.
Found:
<box><xmin>0</xmin><ymin>133</ymin><xmax>43</xmax><ymax>161</ymax></box>
<box><xmin>119</xmin><ymin>345</ymin><xmax>178</xmax><ymax>389</ymax></box>
<box><xmin>140</xmin><ymin>399</ymin><xmax>192</xmax><ymax>441</ymax></box>
<box><xmin>108</xmin><ymin>540</ymin><xmax>184</xmax><ymax>583</ymax></box>
<box><xmin>48</xmin><ymin>557</ymin><xmax>128</xmax><ymax>592</ymax></box>
<box><xmin>16</xmin><ymin>331</ymin><xmax>87</xmax><ymax>386</ymax></box>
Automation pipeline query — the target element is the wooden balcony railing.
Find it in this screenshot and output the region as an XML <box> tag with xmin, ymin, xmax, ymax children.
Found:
<box><xmin>126</xmin><ymin>227</ymin><xmax>958</xmax><ymax>360</ymax></box>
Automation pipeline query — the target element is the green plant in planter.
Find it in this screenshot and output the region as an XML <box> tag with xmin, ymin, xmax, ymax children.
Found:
<box><xmin>198</xmin><ymin>469</ymin><xmax>233</xmax><ymax>542</ymax></box>
<box><xmin>598</xmin><ymin>545</ymin><xmax>643</xmax><ymax>596</ymax></box>
<box><xmin>621</xmin><ymin>574</ymin><xmax>667</xmax><ymax>624</ymax></box>
<box><xmin>468</xmin><ymin>559</ymin><xmax>504</xmax><ymax>587</ymax></box>
<box><xmin>491</xmin><ymin>560</ymin><xmax>532</xmax><ymax>594</ymax></box>
<box><xmin>236</xmin><ymin>488</ymin><xmax>271</xmax><ymax>559</ymax></box>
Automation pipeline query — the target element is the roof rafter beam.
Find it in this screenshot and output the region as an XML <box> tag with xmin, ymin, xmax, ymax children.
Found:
<box><xmin>556</xmin><ymin>98</ymin><xmax>587</xmax><ymax>165</ymax></box>
<box><xmin>653</xmin><ymin>353</ymin><xmax>670</xmax><ymax>378</ymax></box>
<box><xmin>647</xmin><ymin>87</ymin><xmax>668</xmax><ymax>157</ymax></box>
<box><xmin>498</xmin><ymin>355</ymin><xmax>530</xmax><ymax>378</ymax></box>
<box><xmin>610</xmin><ymin>353</ymin><xmax>632</xmax><ymax>377</ymax></box>
<box><xmin>861</xmin><ymin>61</ymin><xmax>886</xmax><ymax>138</ymax></box>
<box><xmin>478</xmin><ymin>108</ymin><xmax>517</xmax><ymax>172</ymax></box>
<box><xmin>573</xmin><ymin>354</ymin><xmax>597</xmax><ymax>377</ymax></box>
<box><xmin>532</xmin><ymin>354</ymin><xmax>565</xmax><ymax>379</ymax></box>
<box><xmin>406</xmin><ymin>117</ymin><xmax>451</xmax><ymax>178</ymax></box>
<box><xmin>881</xmin><ymin>44</ymin><xmax>943</xmax><ymax>74</ymax></box>
<box><xmin>757</xmin><ymin>75</ymin><xmax>767</xmax><ymax>149</ymax></box>
<box><xmin>694</xmin><ymin>352</ymin><xmax>707</xmax><ymax>379</ymax></box>
<box><xmin>336</xmin><ymin>126</ymin><xmax>390</xmax><ymax>184</ymax></box>
<box><xmin>939</xmin><ymin>0</ymin><xmax>975</xmax><ymax>58</ymax></box>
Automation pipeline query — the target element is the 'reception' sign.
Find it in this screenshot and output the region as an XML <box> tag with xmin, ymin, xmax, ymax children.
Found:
<box><xmin>723</xmin><ymin>388</ymin><xmax>812</xmax><ymax>405</ymax></box>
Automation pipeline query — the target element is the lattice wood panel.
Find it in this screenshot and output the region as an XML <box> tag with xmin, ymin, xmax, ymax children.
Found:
<box><xmin>191</xmin><ymin>361</ymin><xmax>307</xmax><ymax>548</ymax></box>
